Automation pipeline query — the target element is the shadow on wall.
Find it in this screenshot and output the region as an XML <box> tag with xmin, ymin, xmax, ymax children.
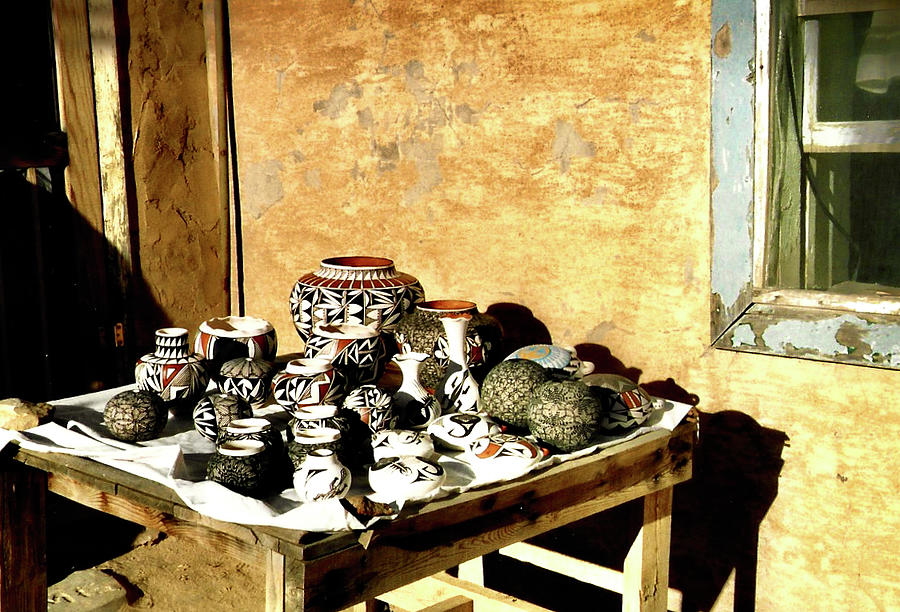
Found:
<box><xmin>476</xmin><ymin>337</ymin><xmax>788</xmax><ymax>612</ymax></box>
<box><xmin>0</xmin><ymin>169</ymin><xmax>169</xmax><ymax>401</ymax></box>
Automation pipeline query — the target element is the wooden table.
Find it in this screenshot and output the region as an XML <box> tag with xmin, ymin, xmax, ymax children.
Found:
<box><xmin>0</xmin><ymin>413</ymin><xmax>695</xmax><ymax>612</ymax></box>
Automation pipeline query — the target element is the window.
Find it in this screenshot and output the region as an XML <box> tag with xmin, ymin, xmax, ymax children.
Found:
<box><xmin>711</xmin><ymin>0</ymin><xmax>900</xmax><ymax>369</ymax></box>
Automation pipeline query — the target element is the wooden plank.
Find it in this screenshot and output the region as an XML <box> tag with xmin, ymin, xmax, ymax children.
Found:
<box><xmin>380</xmin><ymin>573</ymin><xmax>546</xmax><ymax>612</ymax></box>
<box><xmin>0</xmin><ymin>460</ymin><xmax>47</xmax><ymax>612</ymax></box>
<box><xmin>623</xmin><ymin>488</ymin><xmax>673</xmax><ymax>612</ymax></box>
<box><xmin>497</xmin><ymin>542</ymin><xmax>683</xmax><ymax>611</ymax></box>
<box><xmin>86</xmin><ymin>0</ymin><xmax>133</xmax><ymax>312</ymax></box>
<box><xmin>798</xmin><ymin>0</ymin><xmax>900</xmax><ymax>16</ymax></box>
<box><xmin>266</xmin><ymin>550</ymin><xmax>286</xmax><ymax>612</ymax></box>
<box><xmin>419</xmin><ymin>595</ymin><xmax>474</xmax><ymax>612</ymax></box>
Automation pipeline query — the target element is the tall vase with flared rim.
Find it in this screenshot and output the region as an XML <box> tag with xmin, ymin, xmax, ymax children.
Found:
<box><xmin>435</xmin><ymin>315</ymin><xmax>480</xmax><ymax>414</ymax></box>
<box><xmin>392</xmin><ymin>352</ymin><xmax>440</xmax><ymax>429</ymax></box>
<box><xmin>135</xmin><ymin>327</ymin><xmax>209</xmax><ymax>416</ymax></box>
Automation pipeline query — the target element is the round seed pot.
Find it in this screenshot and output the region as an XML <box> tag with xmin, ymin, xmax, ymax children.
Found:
<box><xmin>527</xmin><ymin>380</ymin><xmax>604</xmax><ymax>453</ymax></box>
<box><xmin>104</xmin><ymin>389</ymin><xmax>168</xmax><ymax>442</ymax></box>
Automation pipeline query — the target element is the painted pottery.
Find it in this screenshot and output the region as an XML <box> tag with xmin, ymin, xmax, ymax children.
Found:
<box><xmin>527</xmin><ymin>380</ymin><xmax>604</xmax><ymax>452</ymax></box>
<box><xmin>104</xmin><ymin>389</ymin><xmax>168</xmax><ymax>442</ymax></box>
<box><xmin>303</xmin><ymin>319</ymin><xmax>386</xmax><ymax>388</ymax></box>
<box><xmin>195</xmin><ymin>315</ymin><xmax>277</xmax><ymax>371</ymax></box>
<box><xmin>426</xmin><ymin>412</ymin><xmax>501</xmax><ymax>451</ymax></box>
<box><xmin>368</xmin><ymin>455</ymin><xmax>445</xmax><ymax>500</ymax></box>
<box><xmin>220</xmin><ymin>417</ymin><xmax>283</xmax><ymax>452</ymax></box>
<box><xmin>394</xmin><ymin>299</ymin><xmax>502</xmax><ymax>389</ymax></box>
<box><xmin>292</xmin><ymin>448</ymin><xmax>351</xmax><ymax>502</ymax></box>
<box><xmin>505</xmin><ymin>344</ymin><xmax>595</xmax><ymax>379</ymax></box>
<box><xmin>192</xmin><ymin>392</ymin><xmax>253</xmax><ymax>443</ymax></box>
<box><xmin>287</xmin><ymin>427</ymin><xmax>344</xmax><ymax>470</ymax></box>
<box><xmin>290</xmin><ymin>403</ymin><xmax>372</xmax><ymax>468</ymax></box>
<box><xmin>288</xmin><ymin>404</ymin><xmax>343</xmax><ymax>434</ymax></box>
<box><xmin>480</xmin><ymin>359</ymin><xmax>553</xmax><ymax>429</ymax></box>
<box><xmin>371</xmin><ymin>429</ymin><xmax>435</xmax><ymax>461</ymax></box>
<box><xmin>271</xmin><ymin>358</ymin><xmax>346</xmax><ymax>415</ymax></box>
<box><xmin>434</xmin><ymin>315</ymin><xmax>480</xmax><ymax>414</ymax></box>
<box><xmin>135</xmin><ymin>328</ymin><xmax>210</xmax><ymax>416</ymax></box>
<box><xmin>289</xmin><ymin>256</ymin><xmax>424</xmax><ymax>343</ymax></box>
<box><xmin>217</xmin><ymin>357</ymin><xmax>274</xmax><ymax>408</ymax></box>
<box><xmin>465</xmin><ymin>433</ymin><xmax>543</xmax><ymax>478</ymax></box>
<box><xmin>583</xmin><ymin>373</ymin><xmax>655</xmax><ymax>431</ymax></box>
<box><xmin>391</xmin><ymin>352</ymin><xmax>440</xmax><ymax>429</ymax></box>
<box><xmin>343</xmin><ymin>384</ymin><xmax>396</xmax><ymax>433</ymax></box>
<box><xmin>206</xmin><ymin>439</ymin><xmax>274</xmax><ymax>498</ymax></box>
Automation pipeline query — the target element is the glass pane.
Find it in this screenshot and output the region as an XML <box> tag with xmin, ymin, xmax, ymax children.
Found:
<box><xmin>805</xmin><ymin>153</ymin><xmax>900</xmax><ymax>290</ymax></box>
<box><xmin>814</xmin><ymin>10</ymin><xmax>900</xmax><ymax>122</ymax></box>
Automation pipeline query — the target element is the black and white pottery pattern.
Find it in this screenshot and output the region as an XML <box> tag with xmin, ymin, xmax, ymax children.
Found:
<box><xmin>434</xmin><ymin>315</ymin><xmax>480</xmax><ymax>414</ymax></box>
<box><xmin>583</xmin><ymin>373</ymin><xmax>655</xmax><ymax>432</ymax></box>
<box><xmin>367</xmin><ymin>455</ymin><xmax>445</xmax><ymax>500</ymax></box>
<box><xmin>292</xmin><ymin>448</ymin><xmax>351</xmax><ymax>502</ymax></box>
<box><xmin>371</xmin><ymin>429</ymin><xmax>435</xmax><ymax>461</ymax></box>
<box><xmin>271</xmin><ymin>358</ymin><xmax>346</xmax><ymax>416</ymax></box>
<box><xmin>391</xmin><ymin>352</ymin><xmax>440</xmax><ymax>429</ymax></box>
<box><xmin>135</xmin><ymin>328</ymin><xmax>210</xmax><ymax>416</ymax></box>
<box><xmin>426</xmin><ymin>413</ymin><xmax>501</xmax><ymax>451</ymax></box>
<box><xmin>195</xmin><ymin>315</ymin><xmax>277</xmax><ymax>372</ymax></box>
<box><xmin>527</xmin><ymin>380</ymin><xmax>604</xmax><ymax>452</ymax></box>
<box><xmin>289</xmin><ymin>256</ymin><xmax>424</xmax><ymax>343</ymax></box>
<box><xmin>217</xmin><ymin>357</ymin><xmax>274</xmax><ymax>407</ymax></box>
<box><xmin>465</xmin><ymin>433</ymin><xmax>543</xmax><ymax>479</ymax></box>
<box><xmin>104</xmin><ymin>389</ymin><xmax>168</xmax><ymax>442</ymax></box>
<box><xmin>480</xmin><ymin>359</ymin><xmax>552</xmax><ymax>429</ymax></box>
<box><xmin>287</xmin><ymin>427</ymin><xmax>344</xmax><ymax>470</ymax></box>
<box><xmin>343</xmin><ymin>385</ymin><xmax>396</xmax><ymax>433</ymax></box>
<box><xmin>303</xmin><ymin>322</ymin><xmax>385</xmax><ymax>388</ymax></box>
<box><xmin>192</xmin><ymin>392</ymin><xmax>253</xmax><ymax>443</ymax></box>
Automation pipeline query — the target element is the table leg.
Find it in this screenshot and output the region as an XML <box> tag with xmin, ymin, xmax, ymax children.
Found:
<box><xmin>622</xmin><ymin>487</ymin><xmax>673</xmax><ymax>612</ymax></box>
<box><xmin>0</xmin><ymin>459</ymin><xmax>47</xmax><ymax>612</ymax></box>
<box><xmin>266</xmin><ymin>550</ymin><xmax>286</xmax><ymax>612</ymax></box>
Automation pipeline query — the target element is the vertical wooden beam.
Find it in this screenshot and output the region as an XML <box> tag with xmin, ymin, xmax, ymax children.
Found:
<box><xmin>202</xmin><ymin>0</ymin><xmax>235</xmax><ymax>315</ymax></box>
<box><xmin>0</xmin><ymin>460</ymin><xmax>48</xmax><ymax>612</ymax></box>
<box><xmin>623</xmin><ymin>488</ymin><xmax>673</xmax><ymax>612</ymax></box>
<box><xmin>266</xmin><ymin>549</ymin><xmax>286</xmax><ymax>612</ymax></box>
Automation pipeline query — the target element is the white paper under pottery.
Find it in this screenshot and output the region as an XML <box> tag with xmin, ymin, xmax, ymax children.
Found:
<box><xmin>367</xmin><ymin>455</ymin><xmax>445</xmax><ymax>500</ymax></box>
<box><xmin>371</xmin><ymin>429</ymin><xmax>435</xmax><ymax>461</ymax></box>
<box><xmin>426</xmin><ymin>413</ymin><xmax>501</xmax><ymax>451</ymax></box>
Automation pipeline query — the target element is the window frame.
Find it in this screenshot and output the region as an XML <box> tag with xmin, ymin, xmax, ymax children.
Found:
<box><xmin>710</xmin><ymin>0</ymin><xmax>900</xmax><ymax>370</ymax></box>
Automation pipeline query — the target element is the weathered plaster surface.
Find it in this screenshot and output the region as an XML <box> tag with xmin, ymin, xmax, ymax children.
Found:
<box><xmin>225</xmin><ymin>1</ymin><xmax>900</xmax><ymax>610</ymax></box>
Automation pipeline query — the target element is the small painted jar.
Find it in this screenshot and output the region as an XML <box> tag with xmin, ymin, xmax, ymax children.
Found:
<box><xmin>217</xmin><ymin>357</ymin><xmax>274</xmax><ymax>408</ymax></box>
<box><xmin>583</xmin><ymin>373</ymin><xmax>655</xmax><ymax>432</ymax></box>
<box><xmin>303</xmin><ymin>319</ymin><xmax>386</xmax><ymax>389</ymax></box>
<box><xmin>287</xmin><ymin>427</ymin><xmax>344</xmax><ymax>471</ymax></box>
<box><xmin>368</xmin><ymin>455</ymin><xmax>445</xmax><ymax>500</ymax></box>
<box><xmin>192</xmin><ymin>392</ymin><xmax>254</xmax><ymax>443</ymax></box>
<box><xmin>135</xmin><ymin>327</ymin><xmax>210</xmax><ymax>416</ymax></box>
<box><xmin>293</xmin><ymin>448</ymin><xmax>352</xmax><ymax>503</ymax></box>
<box><xmin>206</xmin><ymin>439</ymin><xmax>274</xmax><ymax>498</ymax></box>
<box><xmin>195</xmin><ymin>315</ymin><xmax>278</xmax><ymax>372</ymax></box>
<box><xmin>271</xmin><ymin>358</ymin><xmax>346</xmax><ymax>416</ymax></box>
<box><xmin>427</xmin><ymin>413</ymin><xmax>502</xmax><ymax>451</ymax></box>
<box><xmin>343</xmin><ymin>384</ymin><xmax>396</xmax><ymax>433</ymax></box>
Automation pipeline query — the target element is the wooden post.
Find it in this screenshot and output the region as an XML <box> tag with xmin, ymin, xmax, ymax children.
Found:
<box><xmin>265</xmin><ymin>549</ymin><xmax>286</xmax><ymax>612</ymax></box>
<box><xmin>623</xmin><ymin>488</ymin><xmax>673</xmax><ymax>612</ymax></box>
<box><xmin>0</xmin><ymin>460</ymin><xmax>48</xmax><ymax>612</ymax></box>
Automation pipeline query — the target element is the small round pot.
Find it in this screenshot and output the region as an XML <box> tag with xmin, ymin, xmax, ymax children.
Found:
<box><xmin>206</xmin><ymin>439</ymin><xmax>275</xmax><ymax>498</ymax></box>
<box><xmin>192</xmin><ymin>392</ymin><xmax>254</xmax><ymax>443</ymax></box>
<box><xmin>368</xmin><ymin>455</ymin><xmax>445</xmax><ymax>500</ymax></box>
<box><xmin>426</xmin><ymin>413</ymin><xmax>501</xmax><ymax>451</ymax></box>
<box><xmin>104</xmin><ymin>389</ymin><xmax>168</xmax><ymax>442</ymax></box>
<box><xmin>217</xmin><ymin>357</ymin><xmax>274</xmax><ymax>408</ymax></box>
<box><xmin>195</xmin><ymin>315</ymin><xmax>278</xmax><ymax>372</ymax></box>
<box><xmin>287</xmin><ymin>427</ymin><xmax>344</xmax><ymax>471</ymax></box>
<box><xmin>135</xmin><ymin>327</ymin><xmax>210</xmax><ymax>416</ymax></box>
<box><xmin>292</xmin><ymin>448</ymin><xmax>352</xmax><ymax>502</ymax></box>
<box><xmin>303</xmin><ymin>321</ymin><xmax>386</xmax><ymax>389</ymax></box>
<box><xmin>371</xmin><ymin>429</ymin><xmax>435</xmax><ymax>461</ymax></box>
<box><xmin>343</xmin><ymin>385</ymin><xmax>396</xmax><ymax>433</ymax></box>
<box><xmin>271</xmin><ymin>358</ymin><xmax>346</xmax><ymax>416</ymax></box>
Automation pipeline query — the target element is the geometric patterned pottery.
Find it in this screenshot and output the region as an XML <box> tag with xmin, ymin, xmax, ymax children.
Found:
<box><xmin>426</xmin><ymin>413</ymin><xmax>502</xmax><ymax>451</ymax></box>
<box><xmin>292</xmin><ymin>448</ymin><xmax>351</xmax><ymax>503</ymax></box>
<box><xmin>206</xmin><ymin>439</ymin><xmax>275</xmax><ymax>498</ymax></box>
<box><xmin>271</xmin><ymin>357</ymin><xmax>346</xmax><ymax>415</ymax></box>
<box><xmin>367</xmin><ymin>455</ymin><xmax>445</xmax><ymax>501</ymax></box>
<box><xmin>505</xmin><ymin>344</ymin><xmax>594</xmax><ymax>379</ymax></box>
<box><xmin>371</xmin><ymin>429</ymin><xmax>435</xmax><ymax>461</ymax></box>
<box><xmin>288</xmin><ymin>404</ymin><xmax>344</xmax><ymax>435</ymax></box>
<box><xmin>391</xmin><ymin>352</ymin><xmax>440</xmax><ymax>430</ymax></box>
<box><xmin>103</xmin><ymin>389</ymin><xmax>168</xmax><ymax>442</ymax></box>
<box><xmin>289</xmin><ymin>256</ymin><xmax>424</xmax><ymax>343</ymax></box>
<box><xmin>582</xmin><ymin>373</ymin><xmax>655</xmax><ymax>432</ymax></box>
<box><xmin>287</xmin><ymin>427</ymin><xmax>344</xmax><ymax>471</ymax></box>
<box><xmin>464</xmin><ymin>432</ymin><xmax>543</xmax><ymax>479</ymax></box>
<box><xmin>394</xmin><ymin>299</ymin><xmax>502</xmax><ymax>390</ymax></box>
<box><xmin>216</xmin><ymin>357</ymin><xmax>274</xmax><ymax>408</ymax></box>
<box><xmin>194</xmin><ymin>315</ymin><xmax>278</xmax><ymax>372</ymax></box>
<box><xmin>135</xmin><ymin>327</ymin><xmax>210</xmax><ymax>416</ymax></box>
<box><xmin>527</xmin><ymin>380</ymin><xmax>604</xmax><ymax>453</ymax></box>
<box><xmin>343</xmin><ymin>385</ymin><xmax>396</xmax><ymax>433</ymax></box>
<box><xmin>479</xmin><ymin>359</ymin><xmax>553</xmax><ymax>429</ymax></box>
<box><xmin>191</xmin><ymin>392</ymin><xmax>254</xmax><ymax>443</ymax></box>
<box><xmin>303</xmin><ymin>320</ymin><xmax>386</xmax><ymax>389</ymax></box>
<box><xmin>218</xmin><ymin>417</ymin><xmax>289</xmax><ymax>485</ymax></box>
<box><xmin>434</xmin><ymin>315</ymin><xmax>480</xmax><ymax>414</ymax></box>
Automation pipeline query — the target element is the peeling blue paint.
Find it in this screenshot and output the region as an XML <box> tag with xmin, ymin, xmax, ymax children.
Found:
<box><xmin>731</xmin><ymin>323</ymin><xmax>756</xmax><ymax>347</ymax></box>
<box><xmin>761</xmin><ymin>316</ymin><xmax>856</xmax><ymax>357</ymax></box>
